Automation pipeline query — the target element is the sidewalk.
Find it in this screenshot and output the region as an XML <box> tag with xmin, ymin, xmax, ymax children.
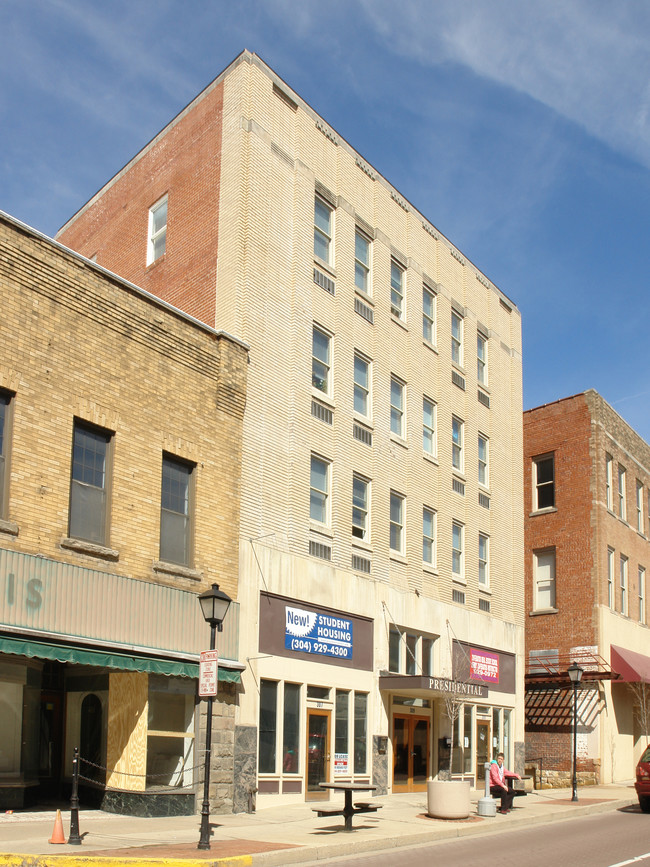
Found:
<box><xmin>0</xmin><ymin>783</ymin><xmax>638</xmax><ymax>867</ymax></box>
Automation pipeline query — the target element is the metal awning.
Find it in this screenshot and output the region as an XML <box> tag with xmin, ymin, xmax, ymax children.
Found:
<box><xmin>0</xmin><ymin>635</ymin><xmax>241</xmax><ymax>682</ymax></box>
<box><xmin>611</xmin><ymin>645</ymin><xmax>650</xmax><ymax>683</ymax></box>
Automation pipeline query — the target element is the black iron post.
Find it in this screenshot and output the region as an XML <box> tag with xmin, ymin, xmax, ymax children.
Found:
<box><xmin>567</xmin><ymin>661</ymin><xmax>584</xmax><ymax>802</ymax></box>
<box><xmin>198</xmin><ymin>620</ymin><xmax>217</xmax><ymax>850</ymax></box>
<box><xmin>68</xmin><ymin>746</ymin><xmax>82</xmax><ymax>845</ymax></box>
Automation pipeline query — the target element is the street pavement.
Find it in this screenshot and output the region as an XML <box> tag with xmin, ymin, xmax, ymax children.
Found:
<box><xmin>0</xmin><ymin>782</ymin><xmax>638</xmax><ymax>867</ymax></box>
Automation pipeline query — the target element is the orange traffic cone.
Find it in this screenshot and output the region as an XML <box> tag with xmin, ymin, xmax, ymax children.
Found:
<box><xmin>49</xmin><ymin>809</ymin><xmax>66</xmax><ymax>844</ymax></box>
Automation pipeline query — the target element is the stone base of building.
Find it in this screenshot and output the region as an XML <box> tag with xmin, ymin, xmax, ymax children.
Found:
<box><xmin>524</xmin><ymin>768</ymin><xmax>599</xmax><ymax>789</ymax></box>
<box><xmin>101</xmin><ymin>788</ymin><xmax>196</xmax><ymax>817</ymax></box>
<box><xmin>0</xmin><ymin>781</ymin><xmax>39</xmax><ymax>811</ymax></box>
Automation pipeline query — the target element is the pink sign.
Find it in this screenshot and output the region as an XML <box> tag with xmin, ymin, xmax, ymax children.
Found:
<box><xmin>470</xmin><ymin>649</ymin><xmax>499</xmax><ymax>683</ymax></box>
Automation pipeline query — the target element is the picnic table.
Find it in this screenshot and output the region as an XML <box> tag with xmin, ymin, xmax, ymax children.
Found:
<box><xmin>314</xmin><ymin>782</ymin><xmax>380</xmax><ymax>831</ymax></box>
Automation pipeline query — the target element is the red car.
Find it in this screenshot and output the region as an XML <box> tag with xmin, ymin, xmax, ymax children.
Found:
<box><xmin>635</xmin><ymin>745</ymin><xmax>650</xmax><ymax>812</ymax></box>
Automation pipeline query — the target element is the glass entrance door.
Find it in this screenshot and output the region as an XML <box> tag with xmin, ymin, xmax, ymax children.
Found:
<box><xmin>476</xmin><ymin>718</ymin><xmax>490</xmax><ymax>782</ymax></box>
<box><xmin>306</xmin><ymin>709</ymin><xmax>331</xmax><ymax>801</ymax></box>
<box><xmin>393</xmin><ymin>714</ymin><xmax>429</xmax><ymax>792</ymax></box>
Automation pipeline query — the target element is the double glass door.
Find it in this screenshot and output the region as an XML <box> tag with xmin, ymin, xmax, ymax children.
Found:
<box><xmin>393</xmin><ymin>714</ymin><xmax>429</xmax><ymax>792</ymax></box>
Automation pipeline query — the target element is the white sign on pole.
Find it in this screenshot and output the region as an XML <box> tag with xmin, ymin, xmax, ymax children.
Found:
<box><xmin>199</xmin><ymin>649</ymin><xmax>218</xmax><ymax>696</ymax></box>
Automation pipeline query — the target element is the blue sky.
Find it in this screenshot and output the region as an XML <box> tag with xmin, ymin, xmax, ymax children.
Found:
<box><xmin>2</xmin><ymin>1</ymin><xmax>650</xmax><ymax>439</ymax></box>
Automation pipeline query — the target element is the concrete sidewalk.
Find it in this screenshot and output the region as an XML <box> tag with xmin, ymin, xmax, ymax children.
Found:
<box><xmin>0</xmin><ymin>783</ymin><xmax>639</xmax><ymax>867</ymax></box>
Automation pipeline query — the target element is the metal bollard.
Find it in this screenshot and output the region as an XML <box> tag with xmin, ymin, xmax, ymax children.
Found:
<box><xmin>68</xmin><ymin>747</ymin><xmax>82</xmax><ymax>844</ymax></box>
<box><xmin>477</xmin><ymin>761</ymin><xmax>497</xmax><ymax>817</ymax></box>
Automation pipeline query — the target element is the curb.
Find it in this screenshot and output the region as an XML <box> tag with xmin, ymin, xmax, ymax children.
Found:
<box><xmin>0</xmin><ymin>857</ymin><xmax>252</xmax><ymax>867</ymax></box>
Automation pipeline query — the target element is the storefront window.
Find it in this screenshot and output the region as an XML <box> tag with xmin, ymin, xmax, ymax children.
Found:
<box><xmin>354</xmin><ymin>692</ymin><xmax>368</xmax><ymax>774</ymax></box>
<box><xmin>335</xmin><ymin>690</ymin><xmax>349</xmax><ymax>774</ymax></box>
<box><xmin>503</xmin><ymin>708</ymin><xmax>511</xmax><ymax>764</ymax></box>
<box><xmin>492</xmin><ymin>708</ymin><xmax>501</xmax><ymax>759</ymax></box>
<box><xmin>259</xmin><ymin>680</ymin><xmax>277</xmax><ymax>774</ymax></box>
<box><xmin>463</xmin><ymin>705</ymin><xmax>473</xmax><ymax>773</ymax></box>
<box><xmin>283</xmin><ymin>683</ymin><xmax>300</xmax><ymax>773</ymax></box>
<box><xmin>307</xmin><ymin>685</ymin><xmax>330</xmax><ymax>700</ymax></box>
<box><xmin>451</xmin><ymin>714</ymin><xmax>462</xmax><ymax>774</ymax></box>
<box><xmin>147</xmin><ymin>676</ymin><xmax>195</xmax><ymax>788</ymax></box>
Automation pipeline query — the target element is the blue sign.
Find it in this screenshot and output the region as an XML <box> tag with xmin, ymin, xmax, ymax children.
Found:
<box><xmin>284</xmin><ymin>605</ymin><xmax>353</xmax><ymax>659</ymax></box>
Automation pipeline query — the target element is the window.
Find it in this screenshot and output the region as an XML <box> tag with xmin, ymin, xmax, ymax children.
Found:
<box><xmin>147</xmin><ymin>675</ymin><xmax>195</xmax><ymax>788</ymax></box>
<box><xmin>534</xmin><ymin>549</ymin><xmax>556</xmax><ymax>610</ymax></box>
<box><xmin>608</xmin><ymin>547</ymin><xmax>615</xmax><ymax>609</ymax></box>
<box><xmin>451</xmin><ymin>310</ymin><xmax>463</xmax><ymax>366</ymax></box>
<box><xmin>335</xmin><ymin>690</ymin><xmax>349</xmax><ymax>766</ymax></box>
<box><xmin>353</xmin><ymin>353</ymin><xmax>370</xmax><ymax>416</ymax></box>
<box><xmin>637</xmin><ymin>481</ymin><xmax>644</xmax><ymax>533</ymax></box>
<box><xmin>69</xmin><ymin>421</ymin><xmax>111</xmax><ymax>545</ymax></box>
<box><xmin>0</xmin><ymin>392</ymin><xmax>11</xmax><ymax>516</ymax></box>
<box><xmin>310</xmin><ymin>456</ymin><xmax>330</xmax><ymax>525</ymax></box>
<box><xmin>283</xmin><ymin>683</ymin><xmax>300</xmax><ymax>773</ymax></box>
<box><xmin>478</xmin><ymin>533</ymin><xmax>489</xmax><ymax>587</ymax></box>
<box><xmin>639</xmin><ymin>566</ymin><xmax>646</xmax><ymax>624</ymax></box>
<box><xmin>354</xmin><ymin>692</ymin><xmax>368</xmax><ymax>774</ymax></box>
<box><xmin>478</xmin><ymin>434</ymin><xmax>489</xmax><ymax>487</ymax></box>
<box><xmin>423</xmin><ymin>507</ymin><xmax>436</xmax><ymax>565</ymax></box>
<box><xmin>355</xmin><ymin>231</ymin><xmax>370</xmax><ymax>293</ymax></box>
<box><xmin>388</xmin><ymin>627</ymin><xmax>436</xmax><ymax>675</ymax></box>
<box><xmin>452</xmin><ymin>416</ymin><xmax>463</xmax><ymax>471</ymax></box>
<box><xmin>533</xmin><ymin>455</ymin><xmax>555</xmax><ymax>510</ymax></box>
<box><xmin>606</xmin><ymin>454</ymin><xmax>613</xmax><ymax>510</ymax></box>
<box><xmin>391</xmin><ymin>260</ymin><xmax>404</xmax><ymax>319</ymax></box>
<box><xmin>452</xmin><ymin>521</ymin><xmax>464</xmax><ymax>579</ymax></box>
<box><xmin>259</xmin><ymin>680</ymin><xmax>277</xmax><ymax>773</ymax></box>
<box><xmin>422</xmin><ymin>637</ymin><xmax>434</xmax><ymax>676</ymax></box>
<box><xmin>352</xmin><ymin>475</ymin><xmax>369</xmax><ymax>540</ymax></box>
<box><xmin>620</xmin><ymin>555</ymin><xmax>628</xmax><ymax>616</ymax></box>
<box><xmin>314</xmin><ymin>196</ymin><xmax>333</xmax><ymax>264</ymax></box>
<box><xmin>160</xmin><ymin>455</ymin><xmax>193</xmax><ymax>566</ymax></box>
<box><xmin>618</xmin><ymin>465</ymin><xmax>627</xmax><ymax>519</ymax></box>
<box><xmin>423</xmin><ymin>398</ymin><xmax>436</xmax><ymax>456</ymax></box>
<box><xmin>389</xmin><ymin>628</ymin><xmax>401</xmax><ymax>672</ymax></box>
<box><xmin>423</xmin><ymin>285</ymin><xmax>436</xmax><ymax>343</ymax></box>
<box><xmin>147</xmin><ymin>196</ymin><xmax>167</xmax><ymax>265</ymax></box>
<box><xmin>390</xmin><ymin>492</ymin><xmax>404</xmax><ymax>554</ymax></box>
<box><xmin>390</xmin><ymin>377</ymin><xmax>404</xmax><ymax>437</ymax></box>
<box><xmin>312</xmin><ymin>326</ymin><xmax>331</xmax><ymax>395</ymax></box>
<box><xmin>477</xmin><ymin>332</ymin><xmax>488</xmax><ymax>385</ymax></box>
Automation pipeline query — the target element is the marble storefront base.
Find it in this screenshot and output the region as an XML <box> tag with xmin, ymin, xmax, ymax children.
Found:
<box><xmin>0</xmin><ymin>781</ymin><xmax>39</xmax><ymax>810</ymax></box>
<box><xmin>101</xmin><ymin>787</ymin><xmax>196</xmax><ymax>817</ymax></box>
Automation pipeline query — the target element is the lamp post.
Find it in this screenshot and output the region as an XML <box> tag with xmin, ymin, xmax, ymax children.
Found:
<box><xmin>567</xmin><ymin>661</ymin><xmax>584</xmax><ymax>802</ymax></box>
<box><xmin>197</xmin><ymin>583</ymin><xmax>232</xmax><ymax>851</ymax></box>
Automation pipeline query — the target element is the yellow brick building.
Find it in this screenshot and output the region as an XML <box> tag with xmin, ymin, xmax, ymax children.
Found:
<box><xmin>0</xmin><ymin>212</ymin><xmax>248</xmax><ymax>812</ymax></box>
<box><xmin>57</xmin><ymin>51</ymin><xmax>525</xmax><ymax>808</ymax></box>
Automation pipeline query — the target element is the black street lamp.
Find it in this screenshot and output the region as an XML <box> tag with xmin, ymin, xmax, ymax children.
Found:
<box><xmin>567</xmin><ymin>661</ymin><xmax>584</xmax><ymax>802</ymax></box>
<box><xmin>197</xmin><ymin>583</ymin><xmax>232</xmax><ymax>851</ymax></box>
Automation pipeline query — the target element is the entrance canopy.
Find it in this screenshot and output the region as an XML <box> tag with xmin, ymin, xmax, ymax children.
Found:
<box><xmin>611</xmin><ymin>645</ymin><xmax>650</xmax><ymax>683</ymax></box>
<box><xmin>0</xmin><ymin>635</ymin><xmax>241</xmax><ymax>682</ymax></box>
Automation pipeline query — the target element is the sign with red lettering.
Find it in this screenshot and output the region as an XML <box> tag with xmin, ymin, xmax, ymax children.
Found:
<box><xmin>470</xmin><ymin>649</ymin><xmax>499</xmax><ymax>683</ymax></box>
<box><xmin>199</xmin><ymin>650</ymin><xmax>218</xmax><ymax>696</ymax></box>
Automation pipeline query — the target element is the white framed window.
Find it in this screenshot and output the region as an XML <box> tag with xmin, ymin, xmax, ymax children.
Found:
<box><xmin>637</xmin><ymin>481</ymin><xmax>644</xmax><ymax>533</ymax></box>
<box><xmin>423</xmin><ymin>507</ymin><xmax>436</xmax><ymax>566</ymax></box>
<box><xmin>353</xmin><ymin>353</ymin><xmax>370</xmax><ymax>417</ymax></box>
<box><xmin>620</xmin><ymin>555</ymin><xmax>628</xmax><ymax>616</ymax></box>
<box><xmin>639</xmin><ymin>566</ymin><xmax>646</xmax><ymax>624</ymax></box>
<box><xmin>69</xmin><ymin>420</ymin><xmax>112</xmax><ymax>545</ymax></box>
<box><xmin>534</xmin><ymin>549</ymin><xmax>556</xmax><ymax>610</ymax></box>
<box><xmin>314</xmin><ymin>196</ymin><xmax>333</xmax><ymax>264</ymax></box>
<box><xmin>423</xmin><ymin>397</ymin><xmax>436</xmax><ymax>457</ymax></box>
<box><xmin>452</xmin><ymin>416</ymin><xmax>463</xmax><ymax>471</ymax></box>
<box><xmin>618</xmin><ymin>464</ymin><xmax>626</xmax><ymax>519</ymax></box>
<box><xmin>606</xmin><ymin>454</ymin><xmax>613</xmax><ymax>510</ymax></box>
<box><xmin>478</xmin><ymin>533</ymin><xmax>489</xmax><ymax>587</ymax></box>
<box><xmin>0</xmin><ymin>391</ymin><xmax>12</xmax><ymax>518</ymax></box>
<box><xmin>452</xmin><ymin>521</ymin><xmax>464</xmax><ymax>579</ymax></box>
<box><xmin>390</xmin><ymin>260</ymin><xmax>404</xmax><ymax>319</ymax></box>
<box><xmin>533</xmin><ymin>455</ymin><xmax>555</xmax><ymax>510</ymax></box>
<box><xmin>310</xmin><ymin>455</ymin><xmax>330</xmax><ymax>525</ymax></box>
<box><xmin>389</xmin><ymin>628</ymin><xmax>436</xmax><ymax>676</ymax></box>
<box><xmin>390</xmin><ymin>377</ymin><xmax>405</xmax><ymax>438</ymax></box>
<box><xmin>355</xmin><ymin>230</ymin><xmax>371</xmax><ymax>294</ymax></box>
<box><xmin>451</xmin><ymin>310</ymin><xmax>463</xmax><ymax>366</ymax></box>
<box><xmin>312</xmin><ymin>325</ymin><xmax>331</xmax><ymax>395</ymax></box>
<box><xmin>607</xmin><ymin>547</ymin><xmax>615</xmax><ymax>609</ymax></box>
<box><xmin>390</xmin><ymin>491</ymin><xmax>405</xmax><ymax>554</ymax></box>
<box><xmin>352</xmin><ymin>474</ymin><xmax>369</xmax><ymax>541</ymax></box>
<box><xmin>147</xmin><ymin>196</ymin><xmax>167</xmax><ymax>265</ymax></box>
<box><xmin>478</xmin><ymin>434</ymin><xmax>489</xmax><ymax>487</ymax></box>
<box><xmin>160</xmin><ymin>454</ymin><xmax>194</xmax><ymax>567</ymax></box>
<box><xmin>423</xmin><ymin>285</ymin><xmax>436</xmax><ymax>343</ymax></box>
<box><xmin>477</xmin><ymin>332</ymin><xmax>488</xmax><ymax>386</ymax></box>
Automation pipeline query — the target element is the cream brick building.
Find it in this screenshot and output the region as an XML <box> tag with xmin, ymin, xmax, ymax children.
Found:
<box><xmin>58</xmin><ymin>50</ymin><xmax>525</xmax><ymax>808</ymax></box>
<box><xmin>0</xmin><ymin>211</ymin><xmax>248</xmax><ymax>811</ymax></box>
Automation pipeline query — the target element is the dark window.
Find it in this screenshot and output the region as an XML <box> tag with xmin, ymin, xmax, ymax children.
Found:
<box><xmin>259</xmin><ymin>680</ymin><xmax>277</xmax><ymax>774</ymax></box>
<box><xmin>0</xmin><ymin>393</ymin><xmax>9</xmax><ymax>515</ymax></box>
<box><xmin>282</xmin><ymin>683</ymin><xmax>300</xmax><ymax>773</ymax></box>
<box><xmin>69</xmin><ymin>422</ymin><xmax>110</xmax><ymax>544</ymax></box>
<box><xmin>535</xmin><ymin>456</ymin><xmax>555</xmax><ymax>509</ymax></box>
<box><xmin>160</xmin><ymin>455</ymin><xmax>193</xmax><ymax>566</ymax></box>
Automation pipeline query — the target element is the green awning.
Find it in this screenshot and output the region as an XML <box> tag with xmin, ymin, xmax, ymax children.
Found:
<box><xmin>0</xmin><ymin>636</ymin><xmax>241</xmax><ymax>682</ymax></box>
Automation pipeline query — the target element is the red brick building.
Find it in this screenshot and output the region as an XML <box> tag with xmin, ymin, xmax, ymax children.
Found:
<box><xmin>524</xmin><ymin>390</ymin><xmax>650</xmax><ymax>786</ymax></box>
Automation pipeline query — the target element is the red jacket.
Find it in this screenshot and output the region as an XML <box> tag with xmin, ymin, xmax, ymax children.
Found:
<box><xmin>489</xmin><ymin>761</ymin><xmax>516</xmax><ymax>789</ymax></box>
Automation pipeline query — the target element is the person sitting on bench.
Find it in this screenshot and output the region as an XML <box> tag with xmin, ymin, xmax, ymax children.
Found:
<box><xmin>489</xmin><ymin>753</ymin><xmax>520</xmax><ymax>813</ymax></box>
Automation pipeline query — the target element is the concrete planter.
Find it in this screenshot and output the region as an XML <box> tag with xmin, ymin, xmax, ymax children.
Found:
<box><xmin>426</xmin><ymin>779</ymin><xmax>471</xmax><ymax>819</ymax></box>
